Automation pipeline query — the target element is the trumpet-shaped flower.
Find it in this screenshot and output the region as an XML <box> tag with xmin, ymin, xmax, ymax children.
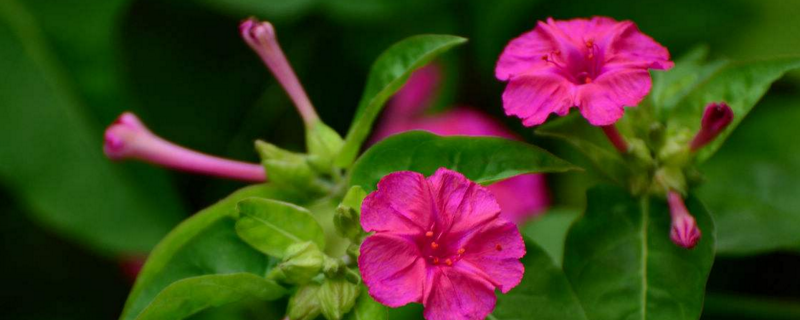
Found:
<box><xmin>359</xmin><ymin>168</ymin><xmax>525</xmax><ymax>320</ymax></box>
<box><xmin>496</xmin><ymin>16</ymin><xmax>673</xmax><ymax>126</ymax></box>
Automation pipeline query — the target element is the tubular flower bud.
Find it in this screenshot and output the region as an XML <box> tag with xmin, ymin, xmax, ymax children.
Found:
<box><xmin>690</xmin><ymin>102</ymin><xmax>733</xmax><ymax>152</ymax></box>
<box><xmin>240</xmin><ymin>18</ymin><xmax>319</xmax><ymax>126</ymax></box>
<box><xmin>103</xmin><ymin>112</ymin><xmax>265</xmax><ymax>182</ymax></box>
<box><xmin>667</xmin><ymin>191</ymin><xmax>702</xmax><ymax>249</ymax></box>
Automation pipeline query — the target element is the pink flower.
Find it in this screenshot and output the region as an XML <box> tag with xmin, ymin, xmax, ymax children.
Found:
<box><xmin>496</xmin><ymin>17</ymin><xmax>674</xmax><ymax>126</ymax></box>
<box><xmin>372</xmin><ymin>65</ymin><xmax>549</xmax><ymax>223</ymax></box>
<box><xmin>359</xmin><ymin>168</ymin><xmax>525</xmax><ymax>320</ymax></box>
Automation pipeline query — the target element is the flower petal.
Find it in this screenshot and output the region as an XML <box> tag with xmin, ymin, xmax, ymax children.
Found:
<box><xmin>361</xmin><ymin>171</ymin><xmax>434</xmax><ymax>234</ymax></box>
<box><xmin>426</xmin><ymin>168</ymin><xmax>501</xmax><ymax>235</ymax></box>
<box><xmin>359</xmin><ymin>233</ymin><xmax>426</xmax><ymax>307</ymax></box>
<box><xmin>577</xmin><ymin>68</ymin><xmax>651</xmax><ymax>126</ymax></box>
<box><xmin>495</xmin><ymin>20</ymin><xmax>562</xmax><ymax>80</ymax></box>
<box><xmin>459</xmin><ymin>219</ymin><xmax>526</xmax><ymax>293</ymax></box>
<box><xmin>422</xmin><ymin>267</ymin><xmax>497</xmax><ymax>320</ymax></box>
<box><xmin>501</xmin><ymin>72</ymin><xmax>575</xmax><ymax>127</ymax></box>
<box><xmin>605</xmin><ymin>21</ymin><xmax>674</xmax><ymax>70</ymax></box>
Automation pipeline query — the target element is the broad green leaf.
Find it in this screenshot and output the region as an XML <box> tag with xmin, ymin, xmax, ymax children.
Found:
<box><xmin>121</xmin><ymin>184</ymin><xmax>298</xmax><ymax>320</ymax></box>
<box><xmin>0</xmin><ymin>0</ymin><xmax>185</xmax><ymax>255</ymax></box>
<box><xmin>563</xmin><ymin>186</ymin><xmax>716</xmax><ymax>320</ymax></box>
<box><xmin>522</xmin><ymin>207</ymin><xmax>582</xmax><ymax>266</ymax></box>
<box><xmin>335</xmin><ymin>34</ymin><xmax>467</xmax><ymax>168</ymax></box>
<box><xmin>667</xmin><ymin>57</ymin><xmax>800</xmax><ymax>162</ymax></box>
<box><xmin>235</xmin><ymin>198</ymin><xmax>326</xmax><ymax>258</ymax></box>
<box><xmin>492</xmin><ymin>241</ymin><xmax>588</xmax><ymax>320</ymax></box>
<box><xmin>135</xmin><ymin>273</ymin><xmax>286</xmax><ymax>320</ymax></box>
<box><xmin>697</xmin><ymin>95</ymin><xmax>800</xmax><ymax>255</ymax></box>
<box><xmin>535</xmin><ymin>114</ymin><xmax>628</xmax><ymax>185</ymax></box>
<box><xmin>349</xmin><ymin>131</ymin><xmax>577</xmax><ymax>192</ymax></box>
<box><xmin>344</xmin><ymin>289</ymin><xmax>388</xmax><ymax>320</ymax></box>
<box><xmin>649</xmin><ymin>46</ymin><xmax>726</xmax><ymax>120</ymax></box>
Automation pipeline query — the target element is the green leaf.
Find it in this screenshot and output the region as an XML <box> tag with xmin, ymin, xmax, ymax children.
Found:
<box><xmin>349</xmin><ymin>131</ymin><xmax>577</xmax><ymax>192</ymax></box>
<box><xmin>335</xmin><ymin>34</ymin><xmax>467</xmax><ymax>168</ymax></box>
<box><xmin>492</xmin><ymin>241</ymin><xmax>588</xmax><ymax>320</ymax></box>
<box><xmin>536</xmin><ymin>114</ymin><xmax>629</xmax><ymax>185</ymax></box>
<box><xmin>563</xmin><ymin>186</ymin><xmax>716</xmax><ymax>320</ymax></box>
<box><xmin>120</xmin><ymin>184</ymin><xmax>297</xmax><ymax>320</ymax></box>
<box><xmin>0</xmin><ymin>0</ymin><xmax>185</xmax><ymax>255</ymax></box>
<box><xmin>649</xmin><ymin>46</ymin><xmax>726</xmax><ymax>120</ymax></box>
<box><xmin>522</xmin><ymin>207</ymin><xmax>582</xmax><ymax>266</ymax></box>
<box><xmin>344</xmin><ymin>289</ymin><xmax>388</xmax><ymax>320</ymax></box>
<box><xmin>135</xmin><ymin>273</ymin><xmax>286</xmax><ymax>320</ymax></box>
<box><xmin>696</xmin><ymin>95</ymin><xmax>800</xmax><ymax>255</ymax></box>
<box><xmin>235</xmin><ymin>198</ymin><xmax>326</xmax><ymax>258</ymax></box>
<box><xmin>666</xmin><ymin>56</ymin><xmax>800</xmax><ymax>162</ymax></box>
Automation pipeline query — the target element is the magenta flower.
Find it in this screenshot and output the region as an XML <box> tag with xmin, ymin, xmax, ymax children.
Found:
<box><xmin>359</xmin><ymin>168</ymin><xmax>525</xmax><ymax>320</ymax></box>
<box><xmin>496</xmin><ymin>16</ymin><xmax>674</xmax><ymax>126</ymax></box>
<box><xmin>372</xmin><ymin>65</ymin><xmax>549</xmax><ymax>223</ymax></box>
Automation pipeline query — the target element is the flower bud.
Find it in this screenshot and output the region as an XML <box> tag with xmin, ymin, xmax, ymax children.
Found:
<box><xmin>667</xmin><ymin>191</ymin><xmax>701</xmax><ymax>249</ymax></box>
<box><xmin>690</xmin><ymin>102</ymin><xmax>733</xmax><ymax>152</ymax></box>
<box><xmin>287</xmin><ymin>283</ymin><xmax>322</xmax><ymax>320</ymax></box>
<box><xmin>335</xmin><ymin>186</ymin><xmax>368</xmax><ymax>241</ymax></box>
<box><xmin>278</xmin><ymin>242</ymin><xmax>325</xmax><ymax>284</ymax></box>
<box><xmin>317</xmin><ymin>278</ymin><xmax>360</xmax><ymax>320</ymax></box>
<box><xmin>103</xmin><ymin>112</ymin><xmax>265</xmax><ymax>182</ymax></box>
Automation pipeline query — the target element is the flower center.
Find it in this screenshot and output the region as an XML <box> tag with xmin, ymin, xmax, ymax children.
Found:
<box><xmin>421</xmin><ymin>230</ymin><xmax>464</xmax><ymax>267</ymax></box>
<box><xmin>542</xmin><ymin>39</ymin><xmax>601</xmax><ymax>85</ymax></box>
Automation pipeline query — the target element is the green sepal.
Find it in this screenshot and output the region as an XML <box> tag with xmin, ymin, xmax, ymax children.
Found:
<box><xmin>288</xmin><ymin>283</ymin><xmax>323</xmax><ymax>320</ymax></box>
<box><xmin>318</xmin><ymin>277</ymin><xmax>361</xmax><ymax>320</ymax></box>
<box><xmin>277</xmin><ymin>242</ymin><xmax>325</xmax><ymax>285</ymax></box>
<box><xmin>255</xmin><ymin>140</ymin><xmax>328</xmax><ymax>194</ymax></box>
<box><xmin>335</xmin><ymin>186</ymin><xmax>368</xmax><ymax>242</ymax></box>
<box><xmin>307</xmin><ymin>121</ymin><xmax>345</xmax><ymax>173</ymax></box>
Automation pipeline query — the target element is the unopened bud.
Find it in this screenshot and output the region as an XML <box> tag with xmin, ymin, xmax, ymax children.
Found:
<box><xmin>277</xmin><ymin>242</ymin><xmax>324</xmax><ymax>284</ymax></box>
<box><xmin>255</xmin><ymin>140</ymin><xmax>326</xmax><ymax>193</ymax></box>
<box><xmin>288</xmin><ymin>283</ymin><xmax>322</xmax><ymax>320</ymax></box>
<box><xmin>103</xmin><ymin>112</ymin><xmax>265</xmax><ymax>182</ymax></box>
<box><xmin>690</xmin><ymin>102</ymin><xmax>733</xmax><ymax>152</ymax></box>
<box><xmin>667</xmin><ymin>191</ymin><xmax>701</xmax><ymax>249</ymax></box>
<box><xmin>335</xmin><ymin>186</ymin><xmax>368</xmax><ymax>241</ymax></box>
<box><xmin>318</xmin><ymin>278</ymin><xmax>360</xmax><ymax>320</ymax></box>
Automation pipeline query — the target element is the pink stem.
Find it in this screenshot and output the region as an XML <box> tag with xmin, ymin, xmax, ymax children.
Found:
<box><xmin>104</xmin><ymin>113</ymin><xmax>266</xmax><ymax>182</ymax></box>
<box><xmin>601</xmin><ymin>125</ymin><xmax>628</xmax><ymax>153</ymax></box>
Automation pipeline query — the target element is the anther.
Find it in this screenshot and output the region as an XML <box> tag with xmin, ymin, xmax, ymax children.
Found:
<box><xmin>585</xmin><ymin>39</ymin><xmax>594</xmax><ymax>48</ymax></box>
<box><xmin>431</xmin><ymin>242</ymin><xmax>439</xmax><ymax>249</ymax></box>
<box><xmin>432</xmin><ymin>257</ymin><xmax>439</xmax><ymax>264</ymax></box>
<box><xmin>425</xmin><ymin>231</ymin><xmax>434</xmax><ymax>238</ymax></box>
<box><xmin>445</xmin><ymin>259</ymin><xmax>453</xmax><ymax>266</ymax></box>
<box><xmin>457</xmin><ymin>248</ymin><xmax>465</xmax><ymax>255</ymax></box>
<box><xmin>495</xmin><ymin>244</ymin><xmax>503</xmax><ymax>251</ymax></box>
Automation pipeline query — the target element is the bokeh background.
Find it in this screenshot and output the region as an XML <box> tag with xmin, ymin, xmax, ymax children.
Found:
<box><xmin>2</xmin><ymin>0</ymin><xmax>800</xmax><ymax>319</ymax></box>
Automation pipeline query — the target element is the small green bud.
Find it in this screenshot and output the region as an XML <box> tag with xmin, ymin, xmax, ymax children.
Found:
<box><xmin>318</xmin><ymin>278</ymin><xmax>360</xmax><ymax>320</ymax></box>
<box><xmin>346</xmin><ymin>243</ymin><xmax>360</xmax><ymax>261</ymax></box>
<box><xmin>335</xmin><ymin>186</ymin><xmax>368</xmax><ymax>241</ymax></box>
<box><xmin>306</xmin><ymin>121</ymin><xmax>344</xmax><ymax>172</ymax></box>
<box><xmin>278</xmin><ymin>242</ymin><xmax>325</xmax><ymax>284</ymax></box>
<box><xmin>627</xmin><ymin>138</ymin><xmax>653</xmax><ymax>168</ymax></box>
<box><xmin>255</xmin><ymin>140</ymin><xmax>328</xmax><ymax>194</ymax></box>
<box><xmin>322</xmin><ymin>256</ymin><xmax>344</xmax><ymax>277</ymax></box>
<box><xmin>658</xmin><ymin>129</ymin><xmax>693</xmax><ymax>166</ymax></box>
<box><xmin>344</xmin><ymin>268</ymin><xmax>361</xmax><ymax>285</ymax></box>
<box><xmin>288</xmin><ymin>283</ymin><xmax>322</xmax><ymax>320</ymax></box>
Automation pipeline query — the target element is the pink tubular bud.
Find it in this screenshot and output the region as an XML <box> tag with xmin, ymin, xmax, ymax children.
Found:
<box><xmin>667</xmin><ymin>191</ymin><xmax>701</xmax><ymax>249</ymax></box>
<box><xmin>103</xmin><ymin>112</ymin><xmax>266</xmax><ymax>182</ymax></box>
<box><xmin>240</xmin><ymin>18</ymin><xmax>319</xmax><ymax>126</ymax></box>
<box><xmin>690</xmin><ymin>102</ymin><xmax>733</xmax><ymax>152</ymax></box>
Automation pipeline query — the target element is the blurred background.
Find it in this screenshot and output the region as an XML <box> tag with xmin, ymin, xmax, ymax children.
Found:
<box><xmin>1</xmin><ymin>0</ymin><xmax>800</xmax><ymax>319</ymax></box>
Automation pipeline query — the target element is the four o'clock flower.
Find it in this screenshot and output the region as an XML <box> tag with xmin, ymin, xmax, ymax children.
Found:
<box><xmin>104</xmin><ymin>112</ymin><xmax>266</xmax><ymax>182</ymax></box>
<box><xmin>372</xmin><ymin>65</ymin><xmax>550</xmax><ymax>224</ymax></box>
<box><xmin>359</xmin><ymin>168</ymin><xmax>525</xmax><ymax>320</ymax></box>
<box><xmin>690</xmin><ymin>102</ymin><xmax>734</xmax><ymax>152</ymax></box>
<box><xmin>496</xmin><ymin>16</ymin><xmax>673</xmax><ymax>127</ymax></box>
<box><xmin>667</xmin><ymin>191</ymin><xmax>701</xmax><ymax>249</ymax></box>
